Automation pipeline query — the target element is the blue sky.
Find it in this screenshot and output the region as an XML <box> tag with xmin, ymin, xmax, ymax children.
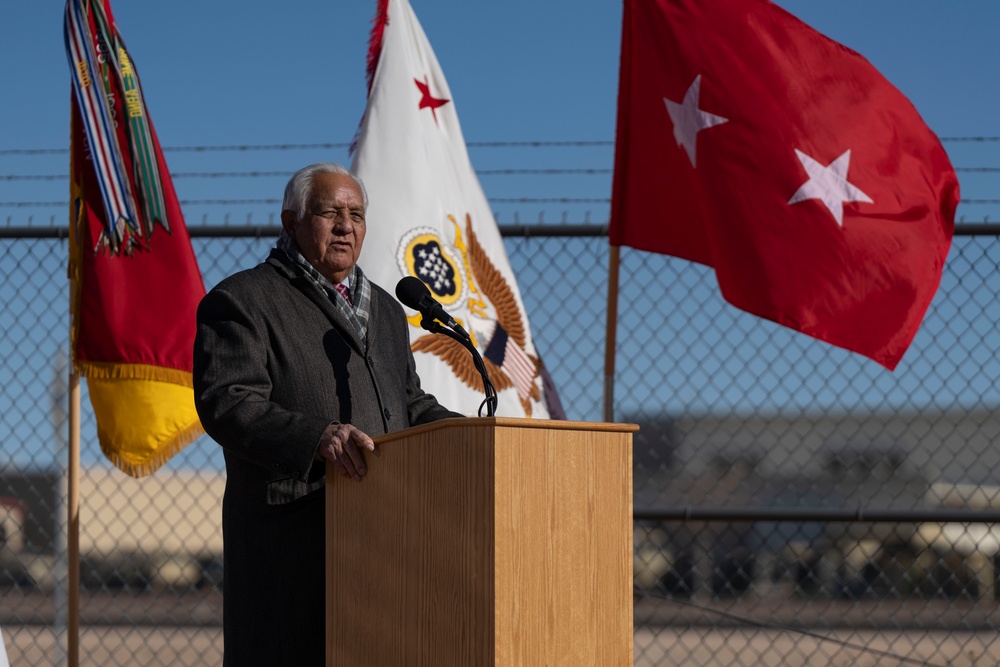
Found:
<box><xmin>2</xmin><ymin>0</ymin><xmax>999</xmax><ymax>226</ymax></box>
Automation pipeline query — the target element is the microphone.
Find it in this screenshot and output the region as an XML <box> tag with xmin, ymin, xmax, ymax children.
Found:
<box><xmin>395</xmin><ymin>276</ymin><xmax>470</xmax><ymax>339</ymax></box>
<box><xmin>395</xmin><ymin>275</ymin><xmax>497</xmax><ymax>416</ymax></box>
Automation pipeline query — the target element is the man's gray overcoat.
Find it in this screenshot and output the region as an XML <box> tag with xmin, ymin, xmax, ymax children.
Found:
<box><xmin>194</xmin><ymin>250</ymin><xmax>457</xmax><ymax>666</ymax></box>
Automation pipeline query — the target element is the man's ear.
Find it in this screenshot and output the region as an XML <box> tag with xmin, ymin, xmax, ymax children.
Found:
<box><xmin>280</xmin><ymin>210</ymin><xmax>297</xmax><ymax>236</ymax></box>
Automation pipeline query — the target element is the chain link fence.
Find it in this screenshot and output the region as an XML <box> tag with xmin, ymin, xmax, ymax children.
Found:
<box><xmin>1</xmin><ymin>223</ymin><xmax>999</xmax><ymax>666</ymax></box>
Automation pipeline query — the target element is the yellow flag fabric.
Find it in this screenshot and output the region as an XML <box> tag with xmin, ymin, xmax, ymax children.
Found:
<box><xmin>87</xmin><ymin>377</ymin><xmax>203</xmax><ymax>477</ymax></box>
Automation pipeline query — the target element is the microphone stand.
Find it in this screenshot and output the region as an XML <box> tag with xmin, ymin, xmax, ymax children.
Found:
<box><xmin>419</xmin><ymin>316</ymin><xmax>497</xmax><ymax>417</ymax></box>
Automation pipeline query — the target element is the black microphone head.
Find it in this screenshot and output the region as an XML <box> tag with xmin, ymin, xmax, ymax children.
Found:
<box><xmin>395</xmin><ymin>276</ymin><xmax>431</xmax><ymax>311</ymax></box>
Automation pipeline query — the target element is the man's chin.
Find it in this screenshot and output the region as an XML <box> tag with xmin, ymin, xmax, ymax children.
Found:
<box><xmin>319</xmin><ymin>259</ymin><xmax>356</xmax><ymax>282</ymax></box>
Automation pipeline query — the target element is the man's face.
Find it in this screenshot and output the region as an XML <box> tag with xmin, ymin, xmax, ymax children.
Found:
<box><xmin>282</xmin><ymin>172</ymin><xmax>366</xmax><ymax>284</ymax></box>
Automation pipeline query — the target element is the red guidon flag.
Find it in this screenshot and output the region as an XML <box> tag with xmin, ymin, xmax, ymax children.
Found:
<box><xmin>66</xmin><ymin>0</ymin><xmax>205</xmax><ymax>476</ymax></box>
<box><xmin>610</xmin><ymin>0</ymin><xmax>959</xmax><ymax>370</ymax></box>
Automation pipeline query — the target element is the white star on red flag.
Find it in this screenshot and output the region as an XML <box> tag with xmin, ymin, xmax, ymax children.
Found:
<box><xmin>663</xmin><ymin>75</ymin><xmax>728</xmax><ymax>167</ymax></box>
<box><xmin>788</xmin><ymin>149</ymin><xmax>874</xmax><ymax>226</ymax></box>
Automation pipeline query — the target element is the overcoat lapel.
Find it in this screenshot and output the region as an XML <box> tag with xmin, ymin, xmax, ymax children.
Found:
<box><xmin>268</xmin><ymin>257</ymin><xmax>368</xmax><ymax>354</ymax></box>
<box><xmin>296</xmin><ymin>276</ymin><xmax>367</xmax><ymax>353</ymax></box>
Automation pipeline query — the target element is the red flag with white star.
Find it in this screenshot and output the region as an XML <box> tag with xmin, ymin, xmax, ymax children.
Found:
<box><xmin>610</xmin><ymin>0</ymin><xmax>959</xmax><ymax>370</ymax></box>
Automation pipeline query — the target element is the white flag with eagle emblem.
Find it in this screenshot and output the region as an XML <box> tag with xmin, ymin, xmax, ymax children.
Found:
<box><xmin>351</xmin><ymin>0</ymin><xmax>562</xmax><ymax>419</ymax></box>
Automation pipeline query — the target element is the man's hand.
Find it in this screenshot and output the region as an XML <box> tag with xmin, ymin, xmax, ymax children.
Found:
<box><xmin>316</xmin><ymin>423</ymin><xmax>376</xmax><ymax>481</ymax></box>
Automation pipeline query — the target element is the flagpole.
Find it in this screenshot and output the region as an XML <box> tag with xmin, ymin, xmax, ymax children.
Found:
<box><xmin>67</xmin><ymin>380</ymin><xmax>80</xmax><ymax>667</ymax></box>
<box><xmin>67</xmin><ymin>278</ymin><xmax>81</xmax><ymax>667</ymax></box>
<box><xmin>603</xmin><ymin>245</ymin><xmax>621</xmax><ymax>423</ymax></box>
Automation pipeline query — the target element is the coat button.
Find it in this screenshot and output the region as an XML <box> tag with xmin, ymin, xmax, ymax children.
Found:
<box><xmin>383</xmin><ymin>408</ymin><xmax>391</xmax><ymax>420</ymax></box>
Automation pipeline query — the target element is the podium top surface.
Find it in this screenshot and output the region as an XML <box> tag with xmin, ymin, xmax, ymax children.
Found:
<box><xmin>372</xmin><ymin>417</ymin><xmax>638</xmax><ymax>446</ymax></box>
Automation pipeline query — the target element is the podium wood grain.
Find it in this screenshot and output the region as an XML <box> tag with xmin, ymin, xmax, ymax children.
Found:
<box><xmin>326</xmin><ymin>417</ymin><xmax>634</xmax><ymax>666</ymax></box>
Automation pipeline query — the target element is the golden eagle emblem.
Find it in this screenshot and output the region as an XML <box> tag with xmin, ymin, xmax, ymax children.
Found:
<box><xmin>399</xmin><ymin>214</ymin><xmax>541</xmax><ymax>416</ymax></box>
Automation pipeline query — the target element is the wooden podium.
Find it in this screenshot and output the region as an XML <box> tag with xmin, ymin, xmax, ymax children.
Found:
<box><xmin>325</xmin><ymin>417</ymin><xmax>635</xmax><ymax>666</ymax></box>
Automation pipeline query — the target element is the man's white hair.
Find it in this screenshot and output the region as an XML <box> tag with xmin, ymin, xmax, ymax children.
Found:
<box><xmin>281</xmin><ymin>162</ymin><xmax>369</xmax><ymax>218</ymax></box>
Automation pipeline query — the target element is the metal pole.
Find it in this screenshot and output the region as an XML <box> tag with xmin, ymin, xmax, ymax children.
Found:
<box><xmin>67</xmin><ymin>289</ymin><xmax>81</xmax><ymax>667</ymax></box>
<box><xmin>603</xmin><ymin>245</ymin><xmax>621</xmax><ymax>422</ymax></box>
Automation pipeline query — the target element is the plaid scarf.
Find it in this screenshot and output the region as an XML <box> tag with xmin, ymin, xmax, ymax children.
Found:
<box><xmin>276</xmin><ymin>231</ymin><xmax>371</xmax><ymax>345</ymax></box>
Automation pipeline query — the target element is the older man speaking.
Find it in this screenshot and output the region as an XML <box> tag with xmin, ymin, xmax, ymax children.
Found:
<box><xmin>193</xmin><ymin>163</ymin><xmax>459</xmax><ymax>666</ymax></box>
